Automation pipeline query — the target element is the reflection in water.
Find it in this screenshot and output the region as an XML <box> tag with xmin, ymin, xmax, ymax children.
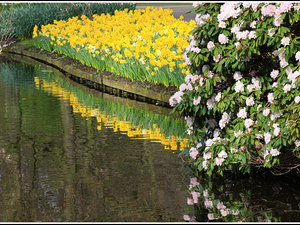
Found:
<box><xmin>0</xmin><ymin>58</ymin><xmax>190</xmax><ymax>222</ymax></box>
<box><xmin>1</xmin><ymin>54</ymin><xmax>300</xmax><ymax>223</ymax></box>
<box><xmin>183</xmin><ymin>171</ymin><xmax>300</xmax><ymax>222</ymax></box>
<box><xmin>33</xmin><ymin>73</ymin><xmax>188</xmax><ymax>151</ymax></box>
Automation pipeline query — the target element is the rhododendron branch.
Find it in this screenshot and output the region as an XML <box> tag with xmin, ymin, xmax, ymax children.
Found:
<box><xmin>170</xmin><ymin>2</ymin><xmax>300</xmax><ymax>176</ymax></box>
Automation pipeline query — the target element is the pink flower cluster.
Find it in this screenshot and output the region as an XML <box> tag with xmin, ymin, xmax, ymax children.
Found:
<box><xmin>195</xmin><ymin>13</ymin><xmax>210</xmax><ymax>26</ymax></box>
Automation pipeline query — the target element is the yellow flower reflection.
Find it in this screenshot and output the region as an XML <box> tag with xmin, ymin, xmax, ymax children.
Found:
<box><xmin>35</xmin><ymin>77</ymin><xmax>188</xmax><ymax>151</ymax></box>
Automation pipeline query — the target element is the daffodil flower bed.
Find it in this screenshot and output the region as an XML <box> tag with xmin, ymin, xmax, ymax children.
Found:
<box><xmin>32</xmin><ymin>7</ymin><xmax>196</xmax><ymax>87</ymax></box>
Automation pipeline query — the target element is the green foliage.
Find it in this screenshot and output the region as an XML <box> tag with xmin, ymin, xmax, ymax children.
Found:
<box><xmin>0</xmin><ymin>2</ymin><xmax>136</xmax><ymax>41</ymax></box>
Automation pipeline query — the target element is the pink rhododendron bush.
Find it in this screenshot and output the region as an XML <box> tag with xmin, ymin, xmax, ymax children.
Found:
<box><xmin>170</xmin><ymin>2</ymin><xmax>300</xmax><ymax>176</ymax></box>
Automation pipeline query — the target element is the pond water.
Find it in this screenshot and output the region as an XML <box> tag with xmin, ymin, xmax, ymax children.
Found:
<box><xmin>0</xmin><ymin>53</ymin><xmax>300</xmax><ymax>222</ymax></box>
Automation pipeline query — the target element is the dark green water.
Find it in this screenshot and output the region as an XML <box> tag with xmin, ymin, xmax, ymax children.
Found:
<box><xmin>0</xmin><ymin>54</ymin><xmax>300</xmax><ymax>222</ymax></box>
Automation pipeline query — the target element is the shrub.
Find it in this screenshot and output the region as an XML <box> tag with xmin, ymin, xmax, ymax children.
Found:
<box><xmin>0</xmin><ymin>2</ymin><xmax>136</xmax><ymax>41</ymax></box>
<box><xmin>170</xmin><ymin>2</ymin><xmax>300</xmax><ymax>176</ymax></box>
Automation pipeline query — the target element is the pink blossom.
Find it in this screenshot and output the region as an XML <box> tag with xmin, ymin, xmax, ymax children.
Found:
<box><xmin>183</xmin><ymin>215</ymin><xmax>191</xmax><ymax>221</ymax></box>
<box><xmin>185</xmin><ymin>74</ymin><xmax>193</xmax><ymax>83</ymax></box>
<box><xmin>274</xmin><ymin>127</ymin><xmax>280</xmax><ymax>136</ymax></box>
<box><xmin>245</xmin><ymin>118</ymin><xmax>254</xmax><ymax>129</ymax></box>
<box><xmin>270</xmin><ymin>148</ymin><xmax>280</xmax><ymax>156</ymax></box>
<box><xmin>185</xmin><ymin>45</ymin><xmax>192</xmax><ymax>52</ymax></box>
<box><xmin>264</xmin><ymin>132</ymin><xmax>272</xmax><ymax>144</ymax></box>
<box><xmin>246</xmin><ymin>96</ymin><xmax>255</xmax><ymax>106</ymax></box>
<box><xmin>252</xmin><ymin>77</ymin><xmax>261</xmax><ymax>90</ymax></box>
<box><xmin>270</xmin><ymin>112</ymin><xmax>280</xmax><ymax>121</ymax></box>
<box><xmin>215</xmin><ymin>157</ymin><xmax>225</xmax><ymax>166</ymax></box>
<box><xmin>249</xmin><ymin>31</ymin><xmax>257</xmax><ymax>39</ymax></box>
<box><xmin>263</xmin><ymin>108</ymin><xmax>270</xmax><ymax>116</ymax></box>
<box><xmin>193</xmin><ymin>2</ymin><xmax>201</xmax><ymax>8</ymax></box>
<box><xmin>207</xmin><ymin>213</ymin><xmax>215</xmax><ymax>220</ymax></box>
<box><xmin>188</xmin><ymin>83</ymin><xmax>193</xmax><ymax>91</ymax></box>
<box><xmin>206</xmin><ymin>97</ymin><xmax>215</xmax><ymax>110</ymax></box>
<box><xmin>202</xmin><ymin>160</ymin><xmax>208</xmax><ymax>169</ymax></box>
<box><xmin>179</xmin><ymin>83</ymin><xmax>188</xmax><ymax>92</ymax></box>
<box><xmin>247</xmin><ymin>84</ymin><xmax>255</xmax><ymax>92</ymax></box>
<box><xmin>233</xmin><ymin>71</ymin><xmax>243</xmax><ymax>81</ymax></box>
<box><xmin>193</xmin><ymin>2</ymin><xmax>203</xmax><ymax>8</ymax></box>
<box><xmin>205</xmin><ymin>139</ymin><xmax>215</xmax><ymax>147</ymax></box>
<box><xmin>169</xmin><ymin>91</ymin><xmax>184</xmax><ymax>107</ymax></box>
<box><xmin>218</xmin><ymin>33</ymin><xmax>229</xmax><ymax>45</ymax></box>
<box><xmin>217</xmin><ymin>202</ymin><xmax>226</xmax><ymax>210</ymax></box>
<box><xmin>281</xmin><ymin>37</ymin><xmax>290</xmax><ymax>47</ymax></box>
<box><xmin>190</xmin><ymin>177</ymin><xmax>200</xmax><ymax>186</ymax></box>
<box><xmin>295</xmin><ymin>140</ymin><xmax>300</xmax><ymax>147</ymax></box>
<box><xmin>235</xmin><ymin>80</ymin><xmax>244</xmax><ymax>93</ymax></box>
<box><xmin>203</xmin><ymin>152</ymin><xmax>212</xmax><ymax>160</ymax></box>
<box><xmin>191</xmin><ymin>75</ymin><xmax>199</xmax><ymax>84</ymax></box>
<box><xmin>190</xmin><ymin>39</ymin><xmax>197</xmax><ymax>47</ymax></box>
<box><xmin>232</xmin><ymin>209</ymin><xmax>240</xmax><ymax>216</ymax></box>
<box><xmin>294</xmin><ymin>3</ymin><xmax>300</xmax><ymax>11</ymax></box>
<box><xmin>280</xmin><ymin>59</ymin><xmax>288</xmax><ymax>68</ymax></box>
<box><xmin>236</xmin><ymin>30</ymin><xmax>249</xmax><ymax>40</ymax></box>
<box><xmin>243</xmin><ymin>2</ymin><xmax>251</xmax><ymax>8</ymax></box>
<box><xmin>270</xmin><ymin>69</ymin><xmax>279</xmax><ymax>79</ymax></box>
<box><xmin>192</xmin><ymin>47</ymin><xmax>201</xmax><ymax>54</ymax></box>
<box><xmin>219</xmin><ymin>119</ymin><xmax>226</xmax><ymax>129</ymax></box>
<box><xmin>207</xmin><ymin>41</ymin><xmax>215</xmax><ymax>51</ymax></box>
<box><xmin>183</xmin><ymin>52</ymin><xmax>191</xmax><ymax>65</ymax></box>
<box><xmin>204</xmin><ymin>199</ymin><xmax>213</xmax><ymax>208</ymax></box>
<box><xmin>274</xmin><ymin>8</ymin><xmax>281</xmax><ymax>17</ymax></box>
<box><xmin>218</xmin><ymin>150</ymin><xmax>228</xmax><ymax>158</ymax></box>
<box><xmin>250</xmin><ymin>21</ymin><xmax>257</xmax><ymax>29</ymax></box>
<box><xmin>231</xmin><ymin>24</ymin><xmax>240</xmax><ymax>34</ymax></box>
<box><xmin>277</xmin><ymin>47</ymin><xmax>285</xmax><ymax>60</ymax></box>
<box><xmin>191</xmin><ymin>191</ymin><xmax>200</xmax><ymax>203</ymax></box>
<box><xmin>237</xmin><ymin>107</ymin><xmax>247</xmax><ymax>119</ymax></box>
<box><xmin>187</xmin><ymin>198</ymin><xmax>194</xmax><ymax>205</ymax></box>
<box><xmin>295</xmin><ymin>96</ymin><xmax>300</xmax><ymax>104</ymax></box>
<box><xmin>221</xmin><ymin>112</ymin><xmax>230</xmax><ymax>123</ymax></box>
<box><xmin>215</xmin><ymin>92</ymin><xmax>222</xmax><ymax>102</ymax></box>
<box><xmin>251</xmin><ymin>3</ymin><xmax>261</xmax><ymax>12</ymax></box>
<box><xmin>196</xmin><ymin>13</ymin><xmax>209</xmax><ymax>26</ymax></box>
<box><xmin>261</xmin><ymin>4</ymin><xmax>276</xmax><ymax>17</ymax></box>
<box><xmin>235</xmin><ymin>42</ymin><xmax>242</xmax><ymax>49</ymax></box>
<box><xmin>187</xmin><ymin>127</ymin><xmax>193</xmax><ymax>136</ymax></box>
<box><xmin>213</xmin><ymin>54</ymin><xmax>221</xmax><ymax>62</ymax></box>
<box><xmin>219</xmin><ymin>21</ymin><xmax>226</xmax><ymax>28</ymax></box>
<box><xmin>234</xmin><ymin>130</ymin><xmax>243</xmax><ymax>138</ymax></box>
<box><xmin>274</xmin><ymin>17</ymin><xmax>283</xmax><ymax>27</ymax></box>
<box><xmin>295</xmin><ymin>51</ymin><xmax>300</xmax><ymax>61</ymax></box>
<box><xmin>169</xmin><ymin>98</ymin><xmax>176</xmax><ymax>107</ymax></box>
<box><xmin>213</xmin><ymin>129</ymin><xmax>220</xmax><ymax>138</ymax></box>
<box><xmin>196</xmin><ymin>142</ymin><xmax>202</xmax><ymax>149</ymax></box>
<box><xmin>267</xmin><ymin>92</ymin><xmax>275</xmax><ymax>103</ymax></box>
<box><xmin>220</xmin><ymin>208</ymin><xmax>230</xmax><ymax>217</ymax></box>
<box><xmin>283</xmin><ymin>84</ymin><xmax>291</xmax><ymax>93</ymax></box>
<box><xmin>279</xmin><ymin>3</ymin><xmax>292</xmax><ymax>13</ymax></box>
<box><xmin>193</xmin><ymin>96</ymin><xmax>201</xmax><ymax>105</ymax></box>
